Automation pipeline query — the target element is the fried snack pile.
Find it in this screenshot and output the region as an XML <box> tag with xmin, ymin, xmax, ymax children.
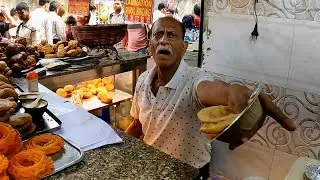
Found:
<box><xmin>24</xmin><ymin>134</ymin><xmax>65</xmax><ymax>155</ymax></box>
<box><xmin>56</xmin><ymin>77</ymin><xmax>115</xmax><ymax>105</ymax></box>
<box><xmin>0</xmin><ymin>74</ymin><xmax>36</xmax><ymax>138</ymax></box>
<box><xmin>197</xmin><ymin>106</ymin><xmax>239</xmax><ymax>138</ymax></box>
<box><xmin>8</xmin><ymin>149</ymin><xmax>54</xmax><ymax>180</ymax></box>
<box><xmin>0</xmin><ymin>123</ymin><xmax>22</xmax><ymax>158</ymax></box>
<box><xmin>37</xmin><ymin>40</ymin><xmax>84</xmax><ymax>59</ymax></box>
<box><xmin>0</xmin><ymin>37</ymin><xmax>40</xmax><ymax>73</ymax></box>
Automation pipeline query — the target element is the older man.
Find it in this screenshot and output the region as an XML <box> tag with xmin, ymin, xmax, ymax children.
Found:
<box><xmin>125</xmin><ymin>17</ymin><xmax>295</xmax><ymax>179</ymax></box>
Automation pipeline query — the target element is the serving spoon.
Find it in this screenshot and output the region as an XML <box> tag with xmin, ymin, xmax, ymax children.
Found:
<box><xmin>25</xmin><ymin>94</ymin><xmax>43</xmax><ymax>108</ymax></box>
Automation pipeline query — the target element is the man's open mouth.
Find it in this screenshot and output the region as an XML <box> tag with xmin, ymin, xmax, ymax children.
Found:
<box><xmin>158</xmin><ymin>49</ymin><xmax>171</xmax><ymax>55</ymax></box>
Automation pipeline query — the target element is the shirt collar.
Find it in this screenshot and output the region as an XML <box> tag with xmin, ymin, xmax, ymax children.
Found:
<box><xmin>144</xmin><ymin>60</ymin><xmax>188</xmax><ymax>90</ymax></box>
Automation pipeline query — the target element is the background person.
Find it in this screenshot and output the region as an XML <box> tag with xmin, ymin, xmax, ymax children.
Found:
<box><xmin>16</xmin><ymin>2</ymin><xmax>40</xmax><ymax>45</ymax></box>
<box><xmin>109</xmin><ymin>0</ymin><xmax>125</xmax><ymax>24</ymax></box>
<box><xmin>48</xmin><ymin>1</ymin><xmax>66</xmax><ymax>44</ymax></box>
<box><xmin>8</xmin><ymin>8</ymin><xmax>21</xmax><ymax>39</ymax></box>
<box><xmin>152</xmin><ymin>3</ymin><xmax>165</xmax><ymax>23</ymax></box>
<box><xmin>0</xmin><ymin>7</ymin><xmax>17</xmax><ymax>38</ymax></box>
<box><xmin>193</xmin><ymin>3</ymin><xmax>201</xmax><ymax>29</ymax></box>
<box><xmin>65</xmin><ymin>15</ymin><xmax>76</xmax><ymax>41</ymax></box>
<box><xmin>30</xmin><ymin>0</ymin><xmax>53</xmax><ymax>44</ymax></box>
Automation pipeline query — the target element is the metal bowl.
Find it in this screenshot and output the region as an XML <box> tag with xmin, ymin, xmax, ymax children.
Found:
<box><xmin>71</xmin><ymin>24</ymin><xmax>127</xmax><ymax>48</ymax></box>
<box><xmin>213</xmin><ymin>89</ymin><xmax>264</xmax><ymax>142</ymax></box>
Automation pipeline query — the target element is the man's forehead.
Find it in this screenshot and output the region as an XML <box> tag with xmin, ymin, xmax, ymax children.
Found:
<box><xmin>153</xmin><ymin>19</ymin><xmax>181</xmax><ymax>32</ymax></box>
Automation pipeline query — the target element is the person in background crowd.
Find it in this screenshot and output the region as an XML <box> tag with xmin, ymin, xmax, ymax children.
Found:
<box><xmin>109</xmin><ymin>0</ymin><xmax>125</xmax><ymax>24</ymax></box>
<box><xmin>57</xmin><ymin>6</ymin><xmax>65</xmax><ymax>17</ymax></box>
<box><xmin>0</xmin><ymin>7</ymin><xmax>17</xmax><ymax>38</ymax></box>
<box><xmin>15</xmin><ymin>2</ymin><xmax>40</xmax><ymax>45</ymax></box>
<box><xmin>65</xmin><ymin>15</ymin><xmax>76</xmax><ymax>41</ymax></box>
<box><xmin>48</xmin><ymin>1</ymin><xmax>66</xmax><ymax>44</ymax></box>
<box><xmin>9</xmin><ymin>8</ymin><xmax>22</xmax><ymax>39</ymax></box>
<box><xmin>30</xmin><ymin>0</ymin><xmax>53</xmax><ymax>44</ymax></box>
<box><xmin>88</xmin><ymin>5</ymin><xmax>97</xmax><ymax>25</ymax></box>
<box><xmin>182</xmin><ymin>15</ymin><xmax>197</xmax><ymax>42</ymax></box>
<box><xmin>152</xmin><ymin>3</ymin><xmax>165</xmax><ymax>23</ymax></box>
<box><xmin>122</xmin><ymin>23</ymin><xmax>149</xmax><ymax>55</ymax></box>
<box><xmin>193</xmin><ymin>3</ymin><xmax>201</xmax><ymax>29</ymax></box>
<box><xmin>165</xmin><ymin>9</ymin><xmax>174</xmax><ymax>17</ymax></box>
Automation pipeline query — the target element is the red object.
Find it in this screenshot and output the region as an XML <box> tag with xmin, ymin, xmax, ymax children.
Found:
<box><xmin>125</xmin><ymin>0</ymin><xmax>153</xmax><ymax>24</ymax></box>
<box><xmin>26</xmin><ymin>71</ymin><xmax>38</xmax><ymax>80</ymax></box>
<box><xmin>194</xmin><ymin>16</ymin><xmax>200</xmax><ymax>29</ymax></box>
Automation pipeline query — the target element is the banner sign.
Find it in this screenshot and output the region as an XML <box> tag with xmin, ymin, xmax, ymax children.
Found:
<box><xmin>125</xmin><ymin>0</ymin><xmax>153</xmax><ymax>24</ymax></box>
<box><xmin>69</xmin><ymin>0</ymin><xmax>90</xmax><ymax>15</ymax></box>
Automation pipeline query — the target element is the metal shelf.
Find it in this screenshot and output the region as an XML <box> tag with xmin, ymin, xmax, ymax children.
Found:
<box><xmin>66</xmin><ymin>89</ymin><xmax>132</xmax><ymax>112</ymax></box>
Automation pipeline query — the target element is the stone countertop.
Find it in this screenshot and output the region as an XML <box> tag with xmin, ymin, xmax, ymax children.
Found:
<box><xmin>46</xmin><ymin>129</ymin><xmax>198</xmax><ymax>180</ymax></box>
<box><xmin>39</xmin><ymin>49</ymin><xmax>148</xmax><ymax>80</ymax></box>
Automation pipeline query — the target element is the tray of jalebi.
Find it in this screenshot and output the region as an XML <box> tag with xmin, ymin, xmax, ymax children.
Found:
<box><xmin>0</xmin><ymin>122</ymin><xmax>84</xmax><ymax>180</ymax></box>
<box><xmin>25</xmin><ymin>133</ymin><xmax>84</xmax><ymax>177</ymax></box>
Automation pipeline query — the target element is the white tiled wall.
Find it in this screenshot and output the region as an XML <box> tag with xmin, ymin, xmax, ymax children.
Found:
<box><xmin>203</xmin><ymin>13</ymin><xmax>294</xmax><ymax>88</ymax></box>
<box><xmin>203</xmin><ymin>13</ymin><xmax>320</xmax><ymax>96</ymax></box>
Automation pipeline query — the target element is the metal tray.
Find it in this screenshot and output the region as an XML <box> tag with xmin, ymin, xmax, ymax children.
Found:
<box><xmin>31</xmin><ymin>134</ymin><xmax>84</xmax><ymax>177</ymax></box>
<box><xmin>13</xmin><ymin>84</ymin><xmax>62</xmax><ymax>139</ymax></box>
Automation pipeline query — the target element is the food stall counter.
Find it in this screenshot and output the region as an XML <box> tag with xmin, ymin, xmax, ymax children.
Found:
<box><xmin>46</xmin><ymin>129</ymin><xmax>198</xmax><ymax>180</ymax></box>
<box><xmin>11</xmin><ymin>79</ymin><xmax>198</xmax><ymax>180</ymax></box>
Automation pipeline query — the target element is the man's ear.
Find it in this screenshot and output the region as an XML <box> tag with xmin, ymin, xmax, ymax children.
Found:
<box><xmin>182</xmin><ymin>41</ymin><xmax>188</xmax><ymax>55</ymax></box>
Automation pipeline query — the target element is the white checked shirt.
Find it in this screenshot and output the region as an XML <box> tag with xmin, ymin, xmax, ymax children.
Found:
<box><xmin>17</xmin><ymin>20</ymin><xmax>40</xmax><ymax>46</ymax></box>
<box><xmin>131</xmin><ymin>61</ymin><xmax>217</xmax><ymax>168</ymax></box>
<box><xmin>30</xmin><ymin>8</ymin><xmax>53</xmax><ymax>44</ymax></box>
<box><xmin>48</xmin><ymin>12</ymin><xmax>66</xmax><ymax>41</ymax></box>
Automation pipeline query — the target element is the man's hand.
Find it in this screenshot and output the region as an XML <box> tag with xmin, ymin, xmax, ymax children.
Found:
<box><xmin>198</xmin><ymin>81</ymin><xmax>296</xmax><ymax>149</ymax></box>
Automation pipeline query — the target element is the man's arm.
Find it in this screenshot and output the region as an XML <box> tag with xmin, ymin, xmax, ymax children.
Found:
<box><xmin>197</xmin><ymin>80</ymin><xmax>296</xmax><ymax>131</ymax></box>
<box><xmin>2</xmin><ymin>8</ymin><xmax>17</xmax><ymax>28</ymax></box>
<box><xmin>125</xmin><ymin>118</ymin><xmax>143</xmax><ymax>138</ymax></box>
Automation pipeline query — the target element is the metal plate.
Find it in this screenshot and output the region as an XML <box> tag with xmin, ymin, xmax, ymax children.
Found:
<box><xmin>41</xmin><ymin>134</ymin><xmax>84</xmax><ymax>177</ymax></box>
<box><xmin>209</xmin><ymin>90</ymin><xmax>261</xmax><ymax>142</ymax></box>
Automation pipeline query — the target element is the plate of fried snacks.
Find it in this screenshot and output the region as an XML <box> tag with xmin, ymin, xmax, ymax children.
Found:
<box><xmin>0</xmin><ymin>122</ymin><xmax>84</xmax><ymax>179</ymax></box>
<box><xmin>198</xmin><ymin>88</ymin><xmax>263</xmax><ymax>141</ymax></box>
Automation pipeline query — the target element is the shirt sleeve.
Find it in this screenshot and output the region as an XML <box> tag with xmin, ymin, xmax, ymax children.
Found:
<box><xmin>45</xmin><ymin>18</ymin><xmax>53</xmax><ymax>44</ymax></box>
<box><xmin>56</xmin><ymin>19</ymin><xmax>66</xmax><ymax>41</ymax></box>
<box><xmin>130</xmin><ymin>71</ymin><xmax>148</xmax><ymax>120</ymax></box>
<box><xmin>192</xmin><ymin>69</ymin><xmax>225</xmax><ymax>109</ymax></box>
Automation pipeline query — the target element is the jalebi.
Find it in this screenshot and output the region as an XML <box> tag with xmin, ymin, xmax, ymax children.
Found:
<box><xmin>7</xmin><ymin>149</ymin><xmax>54</xmax><ymax>180</ymax></box>
<box><xmin>0</xmin><ymin>171</ymin><xmax>9</xmax><ymax>180</ymax></box>
<box><xmin>24</xmin><ymin>133</ymin><xmax>64</xmax><ymax>155</ymax></box>
<box><xmin>0</xmin><ymin>155</ymin><xmax>8</xmax><ymax>174</ymax></box>
<box><xmin>0</xmin><ymin>122</ymin><xmax>22</xmax><ymax>157</ymax></box>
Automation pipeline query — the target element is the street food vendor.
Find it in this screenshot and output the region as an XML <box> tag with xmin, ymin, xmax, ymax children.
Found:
<box><xmin>125</xmin><ymin>17</ymin><xmax>296</xmax><ymax>179</ymax></box>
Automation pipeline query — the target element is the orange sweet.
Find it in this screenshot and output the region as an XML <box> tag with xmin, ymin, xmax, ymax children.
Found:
<box><xmin>105</xmin><ymin>84</ymin><xmax>115</xmax><ymax>91</ymax></box>
<box><xmin>0</xmin><ymin>123</ymin><xmax>22</xmax><ymax>157</ymax></box>
<box><xmin>100</xmin><ymin>96</ymin><xmax>112</xmax><ymax>104</ymax></box>
<box><xmin>64</xmin><ymin>85</ymin><xmax>74</xmax><ymax>92</ymax></box>
<box><xmin>102</xmin><ymin>77</ymin><xmax>113</xmax><ymax>85</ymax></box>
<box><xmin>0</xmin><ymin>155</ymin><xmax>8</xmax><ymax>175</ymax></box>
<box><xmin>8</xmin><ymin>149</ymin><xmax>54</xmax><ymax>179</ymax></box>
<box><xmin>56</xmin><ymin>88</ymin><xmax>67</xmax><ymax>98</ymax></box>
<box><xmin>24</xmin><ymin>133</ymin><xmax>64</xmax><ymax>155</ymax></box>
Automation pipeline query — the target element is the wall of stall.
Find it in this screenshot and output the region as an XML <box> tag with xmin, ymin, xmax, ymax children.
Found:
<box><xmin>202</xmin><ymin>0</ymin><xmax>320</xmax><ymax>179</ymax></box>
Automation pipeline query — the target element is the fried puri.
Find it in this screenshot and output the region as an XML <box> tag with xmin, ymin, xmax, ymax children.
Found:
<box><xmin>197</xmin><ymin>106</ymin><xmax>239</xmax><ymax>135</ymax></box>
